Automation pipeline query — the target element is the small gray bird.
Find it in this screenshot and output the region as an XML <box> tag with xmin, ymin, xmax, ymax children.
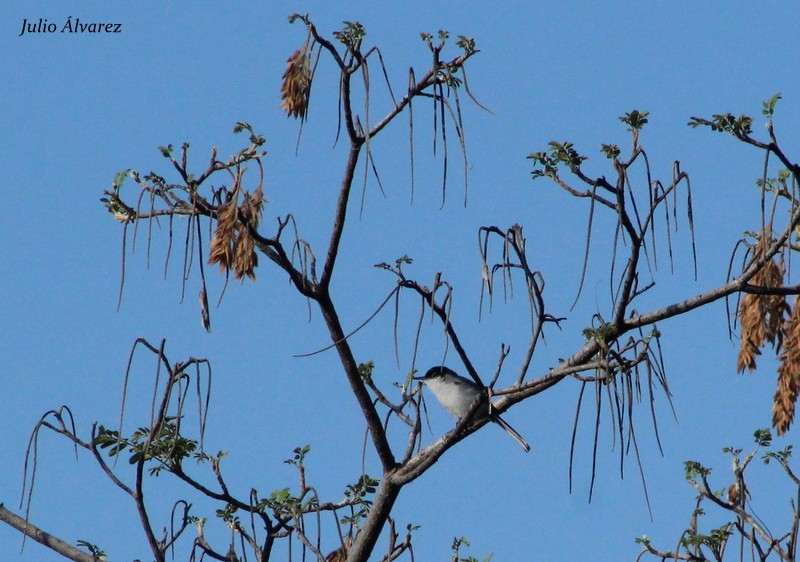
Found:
<box><xmin>414</xmin><ymin>366</ymin><xmax>530</xmax><ymax>452</ymax></box>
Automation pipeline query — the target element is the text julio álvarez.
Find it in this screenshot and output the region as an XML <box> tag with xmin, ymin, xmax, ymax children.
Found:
<box><xmin>19</xmin><ymin>17</ymin><xmax>122</xmax><ymax>36</ymax></box>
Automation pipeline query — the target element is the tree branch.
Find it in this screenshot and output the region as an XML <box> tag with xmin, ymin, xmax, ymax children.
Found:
<box><xmin>319</xmin><ymin>145</ymin><xmax>362</xmax><ymax>290</ymax></box>
<box><xmin>0</xmin><ymin>504</ymin><xmax>98</xmax><ymax>562</ymax></box>
<box><xmin>317</xmin><ymin>293</ymin><xmax>396</xmax><ymax>470</ymax></box>
<box><xmin>346</xmin><ymin>481</ymin><xmax>401</xmax><ymax>562</ymax></box>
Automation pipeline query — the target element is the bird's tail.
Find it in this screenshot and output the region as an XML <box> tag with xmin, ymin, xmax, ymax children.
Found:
<box><xmin>491</xmin><ymin>414</ymin><xmax>531</xmax><ymax>453</ymax></box>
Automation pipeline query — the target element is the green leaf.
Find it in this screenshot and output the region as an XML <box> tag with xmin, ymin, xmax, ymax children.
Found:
<box><xmin>112</xmin><ymin>169</ymin><xmax>131</xmax><ymax>189</ymax></box>
<box><xmin>453</xmin><ymin>536</ymin><xmax>471</xmax><ymax>549</ymax></box>
<box><xmin>684</xmin><ymin>460</ymin><xmax>710</xmax><ymax>480</ymax></box>
<box><xmin>456</xmin><ymin>35</ymin><xmax>476</xmax><ymax>54</ymax></box>
<box><xmin>77</xmin><ymin>540</ymin><xmax>107</xmax><ymax>560</ymax></box>
<box><xmin>333</xmin><ymin>20</ymin><xmax>366</xmax><ymax>48</ymax></box>
<box><xmin>762</xmin><ymin>92</ymin><xmax>782</xmax><ymax>117</ymax></box>
<box><xmin>216</xmin><ymin>503</ymin><xmax>240</xmax><ymax>523</ymax></box>
<box><xmin>233</xmin><ymin>121</ymin><xmax>252</xmax><ymax>134</ymax></box>
<box><xmin>620</xmin><ymin>110</ymin><xmax>649</xmax><ymax>131</ymax></box>
<box><xmin>754</xmin><ymin>428</ymin><xmax>772</xmax><ymax>447</ymax></box>
<box><xmin>358</xmin><ymin>361</ymin><xmax>375</xmax><ymax>383</ymax></box>
<box><xmin>763</xmin><ymin>444</ymin><xmax>792</xmax><ymax>464</ymax></box>
<box><xmin>284</xmin><ymin>445</ymin><xmax>311</xmax><ymax>465</ymax></box>
<box><xmin>600</xmin><ymin>144</ymin><xmax>620</xmax><ymax>160</ymax></box>
<box><xmin>690</xmin><ymin>113</ymin><xmax>753</xmax><ymax>137</ymax></box>
<box><xmin>549</xmin><ymin>141</ymin><xmax>587</xmax><ymax>169</ymax></box>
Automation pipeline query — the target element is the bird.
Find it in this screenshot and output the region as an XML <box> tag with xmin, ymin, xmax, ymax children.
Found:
<box><xmin>414</xmin><ymin>366</ymin><xmax>530</xmax><ymax>452</ymax></box>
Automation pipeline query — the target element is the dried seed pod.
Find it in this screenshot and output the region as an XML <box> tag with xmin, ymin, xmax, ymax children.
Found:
<box><xmin>774</xmin><ymin>295</ymin><xmax>800</xmax><ymax>435</ymax></box>
<box><xmin>280</xmin><ymin>47</ymin><xmax>311</xmax><ymax>119</ymax></box>
<box><xmin>209</xmin><ymin>187</ymin><xmax>264</xmax><ymax>281</ymax></box>
<box><xmin>737</xmin><ymin>238</ymin><xmax>788</xmax><ymax>372</ymax></box>
<box><xmin>208</xmin><ymin>198</ymin><xmax>238</xmax><ymax>272</ymax></box>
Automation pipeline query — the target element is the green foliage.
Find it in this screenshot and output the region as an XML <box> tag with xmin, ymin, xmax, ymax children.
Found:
<box><xmin>94</xmin><ymin>419</ymin><xmax>198</xmax><ymax>475</ymax></box>
<box><xmin>756</xmin><ymin>168</ymin><xmax>792</xmax><ymax>194</ymax></box>
<box><xmin>527</xmin><ymin>150</ymin><xmax>558</xmax><ymax>179</ymax></box>
<box><xmin>720</xmin><ymin>446</ymin><xmax>742</xmax><ymax>456</ymax></box>
<box><xmin>111</xmin><ymin>169</ymin><xmax>129</xmax><ymax>189</ymax></box>
<box><xmin>420</xmin><ymin>30</ymin><xmax>474</xmax><ymax>87</ymax></box>
<box><xmin>420</xmin><ymin>30</ymin><xmax>450</xmax><ymax>47</ymax></box>
<box><xmin>346</xmin><ymin>474</ymin><xmax>379</xmax><ymax>500</ymax></box>
<box><xmin>763</xmin><ymin>444</ymin><xmax>793</xmax><ymax>465</ymax></box>
<box><xmin>233</xmin><ymin>121</ymin><xmax>266</xmax><ymax>149</ymax></box>
<box><xmin>753</xmin><ymin>427</ymin><xmax>772</xmax><ymax>447</ymax></box>
<box><xmin>195</xmin><ymin>450</ymin><xmax>229</xmax><ymax>465</ymax></box>
<box><xmin>231</xmin><ymin>121</ymin><xmax>267</xmax><ymax>165</ymax></box>
<box><xmin>600</xmin><ymin>143</ymin><xmax>620</xmax><ymax>160</ymax></box>
<box><xmin>528</xmin><ymin>141</ymin><xmax>587</xmax><ymax>179</ymax></box>
<box><xmin>762</xmin><ymin>92</ymin><xmax>782</xmax><ymax>118</ymax></box>
<box><xmin>76</xmin><ymin>539</ymin><xmax>107</xmax><ymax>560</ymax></box>
<box><xmin>262</xmin><ymin>488</ymin><xmax>303</xmax><ymax>520</ymax></box>
<box><xmin>341</xmin><ymin>474</ymin><xmax>380</xmax><ymax>525</ymax></box>
<box><xmin>451</xmin><ymin>536</ymin><xmax>493</xmax><ymax>562</ymax></box>
<box><xmin>334</xmin><ymin>20</ymin><xmax>366</xmax><ymax>49</ymax></box>
<box><xmin>551</xmin><ymin>141</ymin><xmax>587</xmax><ymax>170</ymax></box>
<box><xmin>644</xmin><ymin>430</ymin><xmax>800</xmax><ymax>560</ymax></box>
<box><xmin>619</xmin><ymin>109</ymin><xmax>649</xmax><ymax>131</ymax></box>
<box><xmin>359</xmin><ymin>361</ymin><xmax>375</xmax><ymax>384</ymax></box>
<box><xmin>460</xmin><ymin>555</ymin><xmax>494</xmax><ymax>562</ymax></box>
<box><xmin>688</xmin><ymin>112</ymin><xmax>753</xmax><ymax>137</ymax></box>
<box><xmin>100</xmin><ymin>170</ymin><xmax>135</xmax><ymax>220</ymax></box>
<box><xmin>582</xmin><ymin>323</ymin><xmax>618</xmax><ymax>346</ymax></box>
<box><xmin>456</xmin><ymin>35</ymin><xmax>476</xmax><ymax>54</ymax></box>
<box><xmin>93</xmin><ymin>426</ymin><xmax>127</xmax><ymax>457</ymax></box>
<box><xmin>215</xmin><ymin>503</ymin><xmax>240</xmax><ymax>525</ymax></box>
<box><xmin>681</xmin><ymin>522</ymin><xmax>734</xmax><ymax>556</ymax></box>
<box><xmin>452</xmin><ymin>536</ymin><xmax>471</xmax><ymax>551</ymax></box>
<box><xmin>375</xmin><ymin>254</ymin><xmax>413</xmax><ymax>275</ymax></box>
<box><xmin>683</xmin><ymin>460</ymin><xmax>711</xmax><ymax>481</ymax></box>
<box><xmin>530</xmin><ymin>109</ymin><xmax>650</xmax><ymax>178</ymax></box>
<box><xmin>284</xmin><ymin>445</ymin><xmax>311</xmax><ymax>467</ymax></box>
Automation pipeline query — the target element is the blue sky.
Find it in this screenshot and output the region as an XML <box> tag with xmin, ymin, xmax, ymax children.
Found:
<box><xmin>2</xmin><ymin>2</ymin><xmax>800</xmax><ymax>561</ymax></box>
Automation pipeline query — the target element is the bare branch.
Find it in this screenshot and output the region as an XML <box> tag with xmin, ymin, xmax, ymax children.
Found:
<box><xmin>0</xmin><ymin>504</ymin><xmax>98</xmax><ymax>562</ymax></box>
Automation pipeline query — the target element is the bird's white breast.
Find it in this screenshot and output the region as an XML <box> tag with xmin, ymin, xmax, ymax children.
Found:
<box><xmin>424</xmin><ymin>376</ymin><xmax>482</xmax><ymax>419</ymax></box>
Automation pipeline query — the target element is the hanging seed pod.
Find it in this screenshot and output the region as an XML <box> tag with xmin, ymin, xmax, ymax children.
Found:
<box><xmin>208</xmin><ymin>197</ymin><xmax>238</xmax><ymax>272</ymax></box>
<box><xmin>774</xmin><ymin>295</ymin><xmax>800</xmax><ymax>435</ymax></box>
<box><xmin>280</xmin><ymin>47</ymin><xmax>311</xmax><ymax>119</ymax></box>
<box><xmin>737</xmin><ymin>237</ymin><xmax>788</xmax><ymax>372</ymax></box>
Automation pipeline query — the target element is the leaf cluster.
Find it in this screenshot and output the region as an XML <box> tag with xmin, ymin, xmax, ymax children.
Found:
<box><xmin>94</xmin><ymin>419</ymin><xmax>198</xmax><ymax>475</ymax></box>
<box><xmin>641</xmin><ymin>429</ymin><xmax>800</xmax><ymax>561</ymax></box>
<box><xmin>341</xmin><ymin>474</ymin><xmax>380</xmax><ymax>525</ymax></box>
<box><xmin>334</xmin><ymin>20</ymin><xmax>367</xmax><ymax>49</ymax></box>
<box><xmin>688</xmin><ymin>112</ymin><xmax>754</xmax><ymax>137</ymax></box>
<box><xmin>528</xmin><ymin>141</ymin><xmax>587</xmax><ymax>179</ymax></box>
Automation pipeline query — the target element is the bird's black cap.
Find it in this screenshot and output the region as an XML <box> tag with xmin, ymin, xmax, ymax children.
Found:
<box><xmin>413</xmin><ymin>366</ymin><xmax>455</xmax><ymax>380</ymax></box>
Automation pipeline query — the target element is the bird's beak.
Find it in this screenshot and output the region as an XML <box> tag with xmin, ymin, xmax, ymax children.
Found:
<box><xmin>412</xmin><ymin>375</ymin><xmax>426</xmax><ymax>381</ymax></box>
